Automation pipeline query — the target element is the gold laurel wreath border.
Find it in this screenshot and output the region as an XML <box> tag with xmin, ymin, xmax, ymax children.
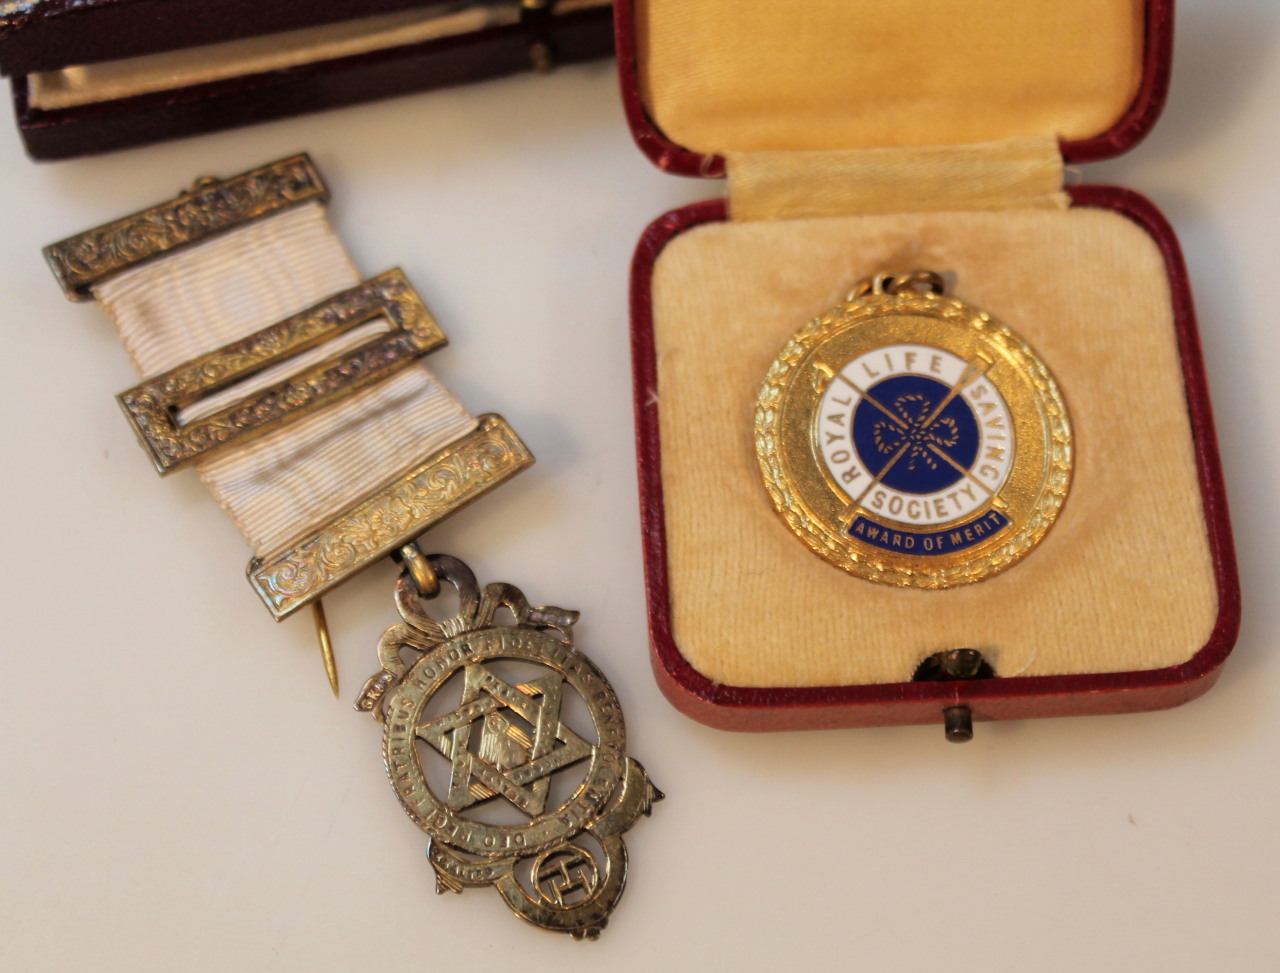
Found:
<box><xmin>754</xmin><ymin>291</ymin><xmax>1073</xmax><ymax>589</ymax></box>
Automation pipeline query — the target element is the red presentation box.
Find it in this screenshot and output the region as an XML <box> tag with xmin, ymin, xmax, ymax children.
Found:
<box><xmin>620</xmin><ymin>0</ymin><xmax>1239</xmax><ymax>736</ymax></box>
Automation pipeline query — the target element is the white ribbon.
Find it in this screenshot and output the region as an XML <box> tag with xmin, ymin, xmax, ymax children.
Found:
<box><xmin>95</xmin><ymin>202</ymin><xmax>476</xmax><ymax>557</ymax></box>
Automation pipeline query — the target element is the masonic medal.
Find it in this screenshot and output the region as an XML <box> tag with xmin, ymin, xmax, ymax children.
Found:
<box><xmin>357</xmin><ymin>553</ymin><xmax>660</xmax><ymax>939</ymax></box>
<box><xmin>43</xmin><ymin>155</ymin><xmax>659</xmax><ymax>938</ymax></box>
<box><xmin>755</xmin><ymin>271</ymin><xmax>1071</xmax><ymax>587</ymax></box>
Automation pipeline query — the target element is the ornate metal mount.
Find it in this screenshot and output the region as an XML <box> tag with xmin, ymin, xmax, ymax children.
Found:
<box><xmin>357</xmin><ymin>553</ymin><xmax>661</xmax><ymax>938</ymax></box>
<box><xmin>118</xmin><ymin>269</ymin><xmax>446</xmax><ymax>474</ymax></box>
<box><xmin>43</xmin><ymin>154</ymin><xmax>327</xmax><ymax>300</ymax></box>
<box><xmin>248</xmin><ymin>415</ymin><xmax>532</xmax><ymax>620</ymax></box>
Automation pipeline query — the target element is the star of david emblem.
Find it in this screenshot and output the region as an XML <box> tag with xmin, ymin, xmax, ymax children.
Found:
<box><xmin>415</xmin><ymin>663</ymin><xmax>594</xmax><ymax>817</ymax></box>
<box><xmin>370</xmin><ymin>557</ymin><xmax>661</xmax><ymax>937</ymax></box>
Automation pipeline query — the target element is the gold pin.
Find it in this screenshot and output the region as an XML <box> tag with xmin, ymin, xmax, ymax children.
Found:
<box><xmin>312</xmin><ymin>600</ymin><xmax>340</xmax><ymax>698</ymax></box>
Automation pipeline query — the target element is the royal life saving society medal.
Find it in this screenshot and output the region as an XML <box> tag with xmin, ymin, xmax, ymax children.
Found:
<box><xmin>755</xmin><ymin>271</ymin><xmax>1072</xmax><ymax>587</ymax></box>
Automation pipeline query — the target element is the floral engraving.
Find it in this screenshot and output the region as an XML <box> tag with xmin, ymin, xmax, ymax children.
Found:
<box><xmin>248</xmin><ymin>416</ymin><xmax>533</xmax><ymax>618</ymax></box>
<box><xmin>44</xmin><ymin>155</ymin><xmax>326</xmax><ymax>299</ymax></box>
<box><xmin>117</xmin><ymin>271</ymin><xmax>440</xmax><ymax>474</ymax></box>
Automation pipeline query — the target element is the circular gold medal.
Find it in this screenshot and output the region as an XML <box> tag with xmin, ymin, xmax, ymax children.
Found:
<box><xmin>755</xmin><ymin>271</ymin><xmax>1071</xmax><ymax>588</ymax></box>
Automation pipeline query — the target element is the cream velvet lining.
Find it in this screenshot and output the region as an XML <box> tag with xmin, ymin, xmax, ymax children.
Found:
<box><xmin>650</xmin><ymin>208</ymin><xmax>1217</xmax><ymax>687</ymax></box>
<box><xmin>637</xmin><ymin>0</ymin><xmax>1145</xmax><ymax>154</ymax></box>
<box><xmin>28</xmin><ymin>0</ymin><xmax>609</xmax><ymax>111</ymax></box>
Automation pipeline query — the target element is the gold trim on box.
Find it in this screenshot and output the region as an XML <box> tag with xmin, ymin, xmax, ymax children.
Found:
<box><xmin>247</xmin><ymin>414</ymin><xmax>535</xmax><ymax>620</ymax></box>
<box><xmin>117</xmin><ymin>269</ymin><xmax>446</xmax><ymax>475</ymax></box>
<box><xmin>43</xmin><ymin>154</ymin><xmax>328</xmax><ymax>300</ymax></box>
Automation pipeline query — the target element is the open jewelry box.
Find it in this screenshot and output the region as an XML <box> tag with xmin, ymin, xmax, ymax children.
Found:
<box><xmin>619</xmin><ymin>0</ymin><xmax>1240</xmax><ymax>735</ymax></box>
<box><xmin>0</xmin><ymin>0</ymin><xmax>612</xmax><ymax>160</ymax></box>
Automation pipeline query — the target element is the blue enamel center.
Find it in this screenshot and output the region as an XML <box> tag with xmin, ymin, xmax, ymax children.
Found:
<box><xmin>852</xmin><ymin>374</ymin><xmax>980</xmax><ymax>495</ymax></box>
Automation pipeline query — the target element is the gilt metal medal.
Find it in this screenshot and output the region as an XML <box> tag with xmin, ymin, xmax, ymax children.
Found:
<box><xmin>756</xmin><ymin>271</ymin><xmax>1071</xmax><ymax>587</ymax></box>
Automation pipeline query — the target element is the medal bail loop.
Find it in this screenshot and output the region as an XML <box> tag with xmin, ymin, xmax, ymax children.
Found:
<box><xmin>848</xmin><ymin>269</ymin><xmax>946</xmax><ymax>301</ymax></box>
<box><xmin>887</xmin><ymin>269</ymin><xmax>946</xmax><ymax>296</ymax></box>
<box><xmin>396</xmin><ymin>542</ymin><xmax>441</xmax><ymax>599</ymax></box>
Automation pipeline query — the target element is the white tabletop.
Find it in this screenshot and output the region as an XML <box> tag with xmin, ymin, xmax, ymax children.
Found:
<box><xmin>1</xmin><ymin>3</ymin><xmax>1277</xmax><ymax>969</ymax></box>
